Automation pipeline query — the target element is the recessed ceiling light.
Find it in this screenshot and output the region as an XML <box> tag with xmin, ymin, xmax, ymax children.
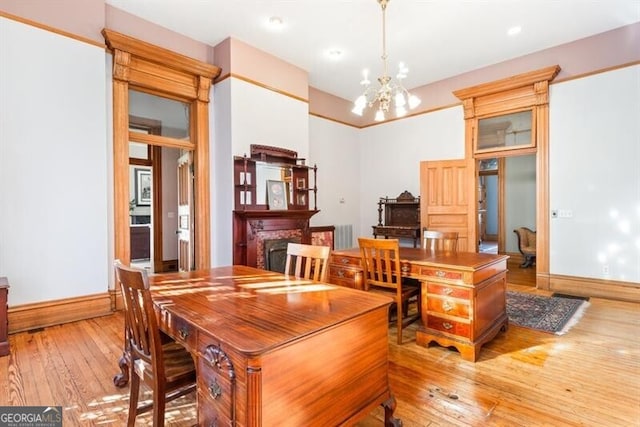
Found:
<box><xmin>507</xmin><ymin>26</ymin><xmax>522</xmax><ymax>36</ymax></box>
<box><xmin>267</xmin><ymin>16</ymin><xmax>284</xmax><ymax>31</ymax></box>
<box><xmin>325</xmin><ymin>49</ymin><xmax>343</xmax><ymax>61</ymax></box>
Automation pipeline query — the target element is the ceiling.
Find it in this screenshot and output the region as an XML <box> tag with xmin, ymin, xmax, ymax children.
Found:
<box><xmin>106</xmin><ymin>0</ymin><xmax>640</xmax><ymax>102</ymax></box>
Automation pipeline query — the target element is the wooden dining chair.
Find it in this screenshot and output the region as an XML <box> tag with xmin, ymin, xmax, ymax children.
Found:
<box><xmin>114</xmin><ymin>260</ymin><xmax>196</xmax><ymax>427</ymax></box>
<box><xmin>423</xmin><ymin>229</ymin><xmax>459</xmax><ymax>252</ymax></box>
<box><xmin>284</xmin><ymin>242</ymin><xmax>331</xmax><ymax>282</ymax></box>
<box><xmin>358</xmin><ymin>238</ymin><xmax>421</xmax><ymax>344</ymax></box>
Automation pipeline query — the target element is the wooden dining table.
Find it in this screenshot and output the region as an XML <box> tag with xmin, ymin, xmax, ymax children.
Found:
<box><xmin>113</xmin><ymin>265</ymin><xmax>401</xmax><ymax>426</ymax></box>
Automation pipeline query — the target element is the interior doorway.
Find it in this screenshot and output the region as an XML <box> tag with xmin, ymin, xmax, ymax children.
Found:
<box><xmin>129</xmin><ymin>143</ymin><xmax>183</xmax><ymax>274</ymax></box>
<box><xmin>476</xmin><ymin>155</ymin><xmax>537</xmax><ymax>285</ymax></box>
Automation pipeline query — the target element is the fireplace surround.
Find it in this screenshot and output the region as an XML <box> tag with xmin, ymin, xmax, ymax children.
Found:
<box><xmin>232</xmin><ymin>210</ymin><xmax>318</xmax><ymax>269</ymax></box>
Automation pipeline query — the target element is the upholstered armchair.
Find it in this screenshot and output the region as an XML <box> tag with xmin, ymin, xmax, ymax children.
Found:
<box><xmin>513</xmin><ymin>227</ymin><xmax>536</xmax><ymax>268</ymax></box>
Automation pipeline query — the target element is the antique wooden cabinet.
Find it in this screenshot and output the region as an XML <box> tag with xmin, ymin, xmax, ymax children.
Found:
<box><xmin>372</xmin><ymin>191</ymin><xmax>421</xmax><ymax>247</ymax></box>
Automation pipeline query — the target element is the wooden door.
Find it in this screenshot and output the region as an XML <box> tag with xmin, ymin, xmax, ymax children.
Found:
<box><xmin>420</xmin><ymin>160</ymin><xmax>471</xmax><ymax>252</ymax></box>
<box><xmin>177</xmin><ymin>152</ymin><xmax>194</xmax><ymax>272</ymax></box>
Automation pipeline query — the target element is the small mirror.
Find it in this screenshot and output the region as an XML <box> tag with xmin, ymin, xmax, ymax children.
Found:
<box><xmin>476</xmin><ymin>110</ymin><xmax>533</xmax><ymax>153</ymax></box>
<box><xmin>255</xmin><ymin>162</ymin><xmax>291</xmax><ymax>205</ymax></box>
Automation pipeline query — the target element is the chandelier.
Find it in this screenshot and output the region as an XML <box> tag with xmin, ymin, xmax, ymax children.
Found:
<box><xmin>352</xmin><ymin>0</ymin><xmax>421</xmax><ymax>121</ymax></box>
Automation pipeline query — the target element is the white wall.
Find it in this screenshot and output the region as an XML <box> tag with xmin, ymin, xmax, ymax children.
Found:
<box><xmin>357</xmin><ymin>107</ymin><xmax>465</xmax><ymax>241</ymax></box>
<box><xmin>230</xmin><ymin>79</ymin><xmax>309</xmax><ymax>159</ymax></box>
<box><xmin>211</xmin><ymin>79</ymin><xmax>233</xmax><ymax>267</ymax></box>
<box><xmin>549</xmin><ymin>65</ymin><xmax>640</xmax><ymax>283</ymax></box>
<box><xmin>309</xmin><ymin>117</ymin><xmax>361</xmax><ymax>246</ymax></box>
<box><xmin>0</xmin><ymin>17</ymin><xmax>109</xmax><ymax>305</ymax></box>
<box><xmin>211</xmin><ymin>77</ymin><xmax>310</xmax><ymax>266</ymax></box>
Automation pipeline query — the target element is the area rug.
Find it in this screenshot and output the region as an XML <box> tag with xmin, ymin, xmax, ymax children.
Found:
<box><xmin>506</xmin><ymin>291</ymin><xmax>590</xmax><ymax>335</ymax></box>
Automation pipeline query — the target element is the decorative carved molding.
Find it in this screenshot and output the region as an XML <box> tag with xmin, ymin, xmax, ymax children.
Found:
<box><xmin>197</xmin><ymin>76</ymin><xmax>212</xmax><ymax>103</ymax></box>
<box><xmin>113</xmin><ymin>50</ymin><xmax>130</xmax><ymax>81</ymax></box>
<box><xmin>534</xmin><ymin>80</ymin><xmax>549</xmax><ymax>105</ymax></box>
<box><xmin>248</xmin><ymin>220</ymin><xmax>264</xmax><ymax>240</ymax></box>
<box><xmin>453</xmin><ymin>65</ymin><xmax>560</xmax><ymax>101</ymax></box>
<box><xmin>102</xmin><ymin>29</ymin><xmax>220</xmax><ymax>80</ymax></box>
<box><xmin>204</xmin><ymin>345</ymin><xmax>236</xmax><ymax>380</ymax></box>
<box><xmin>461</xmin><ymin>98</ymin><xmax>475</xmax><ymax>120</ymax></box>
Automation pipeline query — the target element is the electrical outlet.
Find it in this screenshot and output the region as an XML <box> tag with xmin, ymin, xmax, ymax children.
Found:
<box><xmin>602</xmin><ymin>264</ymin><xmax>610</xmax><ymax>275</ymax></box>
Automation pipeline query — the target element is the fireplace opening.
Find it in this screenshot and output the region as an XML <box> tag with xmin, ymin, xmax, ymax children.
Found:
<box><xmin>264</xmin><ymin>237</ymin><xmax>301</xmax><ymax>273</ymax></box>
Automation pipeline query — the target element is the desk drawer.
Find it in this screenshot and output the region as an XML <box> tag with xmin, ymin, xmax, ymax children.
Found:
<box><xmin>426</xmin><ymin>297</ymin><xmax>469</xmax><ymax>318</ymax></box>
<box><xmin>426</xmin><ymin>315</ymin><xmax>470</xmax><ymax>338</ymax></box>
<box><xmin>198</xmin><ymin>391</ymin><xmax>233</xmax><ymax>427</ymax></box>
<box><xmin>161</xmin><ymin>311</ymin><xmax>197</xmax><ymax>351</ymax></box>
<box><xmin>413</xmin><ymin>266</ymin><xmax>463</xmax><ymax>281</ymax></box>
<box><xmin>197</xmin><ymin>345</ymin><xmax>236</xmax><ymax>421</ymax></box>
<box><xmin>330</xmin><ymin>254</ymin><xmax>361</xmax><ymax>268</ymax></box>
<box><xmin>427</xmin><ymin>282</ymin><xmax>470</xmax><ymax>299</ymax></box>
<box><xmin>328</xmin><ymin>265</ymin><xmax>363</xmax><ymax>290</ymax></box>
<box><xmin>375</xmin><ymin>228</ymin><xmax>417</xmax><ymax>238</ymax></box>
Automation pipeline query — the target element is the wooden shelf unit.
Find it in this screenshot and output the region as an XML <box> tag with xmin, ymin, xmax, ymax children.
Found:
<box><xmin>372</xmin><ymin>191</ymin><xmax>421</xmax><ymax>247</ymax></box>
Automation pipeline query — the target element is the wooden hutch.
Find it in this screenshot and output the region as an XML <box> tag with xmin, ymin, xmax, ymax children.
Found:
<box><xmin>233</xmin><ymin>145</ymin><xmax>319</xmax><ymax>270</ymax></box>
<box><xmin>372</xmin><ymin>191</ymin><xmax>421</xmax><ymax>247</ymax></box>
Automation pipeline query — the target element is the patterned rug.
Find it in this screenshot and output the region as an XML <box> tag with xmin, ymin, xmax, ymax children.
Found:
<box><xmin>506</xmin><ymin>291</ymin><xmax>590</xmax><ymax>335</ymax></box>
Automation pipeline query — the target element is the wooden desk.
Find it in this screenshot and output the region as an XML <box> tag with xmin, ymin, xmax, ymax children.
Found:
<box><xmin>329</xmin><ymin>248</ymin><xmax>509</xmax><ymax>362</ymax></box>
<box><xmin>115</xmin><ymin>265</ymin><xmax>400</xmax><ymax>426</ymax></box>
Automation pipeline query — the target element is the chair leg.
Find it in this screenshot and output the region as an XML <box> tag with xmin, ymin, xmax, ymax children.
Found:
<box><xmin>152</xmin><ymin>384</ymin><xmax>166</xmax><ymax>427</ymax></box>
<box><xmin>396</xmin><ymin>301</ymin><xmax>403</xmax><ymax>345</ymax></box>
<box><xmin>127</xmin><ymin>373</ymin><xmax>140</xmax><ymax>427</ymax></box>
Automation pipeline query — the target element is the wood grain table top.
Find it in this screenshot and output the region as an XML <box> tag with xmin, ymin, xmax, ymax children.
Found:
<box><xmin>149</xmin><ymin>265</ymin><xmax>392</xmax><ymax>356</ymax></box>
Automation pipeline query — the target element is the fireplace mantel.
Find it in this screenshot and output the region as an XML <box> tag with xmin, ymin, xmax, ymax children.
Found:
<box><xmin>233</xmin><ymin>209</ymin><xmax>320</xmax><ymax>269</ymax></box>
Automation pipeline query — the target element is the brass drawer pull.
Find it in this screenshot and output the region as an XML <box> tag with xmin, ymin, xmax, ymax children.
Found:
<box><xmin>337</xmin><ymin>270</ymin><xmax>345</xmax><ymax>278</ymax></box>
<box><xmin>209</xmin><ymin>378</ymin><xmax>222</xmax><ymax>399</ymax></box>
<box><xmin>179</xmin><ymin>327</ymin><xmax>189</xmax><ymax>340</ymax></box>
<box><xmin>442</xmin><ymin>301</ymin><xmax>453</xmax><ymax>312</ymax></box>
<box><xmin>340</xmin><ymin>257</ymin><xmax>350</xmax><ymax>264</ymax></box>
<box><xmin>401</xmin><ymin>264</ymin><xmax>410</xmax><ymax>273</ymax></box>
<box><xmin>443</xmin><ymin>322</ymin><xmax>453</xmax><ymax>330</ymax></box>
<box><xmin>443</xmin><ymin>287</ymin><xmax>453</xmax><ymax>295</ymax></box>
<box><xmin>436</xmin><ymin>270</ymin><xmax>446</xmax><ymax>278</ymax></box>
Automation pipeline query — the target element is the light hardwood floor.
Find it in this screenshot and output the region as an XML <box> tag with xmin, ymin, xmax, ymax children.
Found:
<box><xmin>1</xmin><ymin>281</ymin><xmax>638</xmax><ymax>426</ymax></box>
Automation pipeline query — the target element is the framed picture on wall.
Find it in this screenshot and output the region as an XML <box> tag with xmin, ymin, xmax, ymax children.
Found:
<box><xmin>266</xmin><ymin>180</ymin><xmax>288</xmax><ymax>210</ymax></box>
<box><xmin>135</xmin><ymin>168</ymin><xmax>152</xmax><ymax>206</ymax></box>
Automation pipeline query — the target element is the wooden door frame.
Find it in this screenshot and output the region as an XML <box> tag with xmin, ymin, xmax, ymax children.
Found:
<box><xmin>103</xmin><ymin>30</ymin><xmax>221</xmax><ymax>302</ymax></box>
<box><xmin>454</xmin><ymin>65</ymin><xmax>560</xmax><ymax>289</ymax></box>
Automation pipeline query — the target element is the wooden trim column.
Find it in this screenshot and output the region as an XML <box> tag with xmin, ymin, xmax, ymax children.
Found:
<box><xmin>194</xmin><ymin>76</ymin><xmax>212</xmax><ymax>270</ymax></box>
<box><xmin>112</xmin><ymin>51</ymin><xmax>131</xmax><ymax>266</ymax></box>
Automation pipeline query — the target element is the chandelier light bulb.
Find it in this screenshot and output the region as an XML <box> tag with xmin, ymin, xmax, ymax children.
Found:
<box><xmin>374</xmin><ymin>109</ymin><xmax>385</xmax><ymax>122</ymax></box>
<box><xmin>395</xmin><ymin>92</ymin><xmax>406</xmax><ymax>107</ymax></box>
<box><xmin>355</xmin><ymin>95</ymin><xmax>367</xmax><ymax>108</ymax></box>
<box><xmin>408</xmin><ymin>94</ymin><xmax>421</xmax><ymax>109</ymax></box>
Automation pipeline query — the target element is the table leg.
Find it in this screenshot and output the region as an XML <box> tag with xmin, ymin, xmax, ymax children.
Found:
<box><xmin>382</xmin><ymin>395</ymin><xmax>402</xmax><ymax>426</ymax></box>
